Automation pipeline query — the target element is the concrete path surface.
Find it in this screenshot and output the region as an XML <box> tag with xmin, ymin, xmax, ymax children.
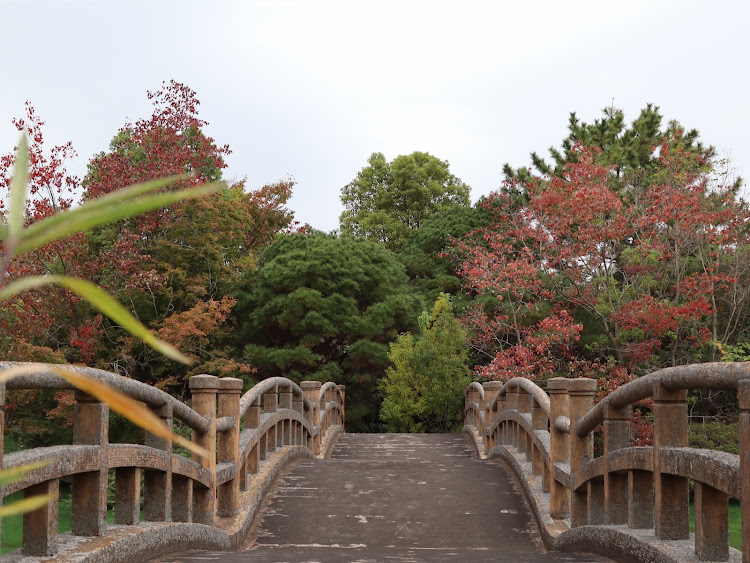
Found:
<box><xmin>158</xmin><ymin>434</ymin><xmax>611</xmax><ymax>562</ymax></box>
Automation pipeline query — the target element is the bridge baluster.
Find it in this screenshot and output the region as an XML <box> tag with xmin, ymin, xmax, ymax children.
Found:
<box><xmin>242</xmin><ymin>397</ymin><xmax>261</xmax><ymax>488</ymax></box>
<box><xmin>338</xmin><ymin>384</ymin><xmax>346</xmax><ymax>428</ymax></box>
<box><xmin>0</xmin><ymin>383</ymin><xmax>4</xmax><ymax>551</ymax></box>
<box><xmin>23</xmin><ymin>478</ymin><xmax>59</xmax><ymax>555</ymax></box>
<box><xmin>143</xmin><ymin>401</ymin><xmax>173</xmax><ymax>522</ymax></box>
<box><xmin>280</xmin><ymin>383</ymin><xmax>293</xmax><ymax>446</ymax></box>
<box><xmin>518</xmin><ymin>386</ymin><xmax>533</xmax><ymax>461</ymax></box>
<box><xmin>603</xmin><ymin>402</ymin><xmax>630</xmax><ymax>525</ymax></box>
<box><xmin>292</xmin><ymin>391</ymin><xmax>304</xmax><ymax>445</ymax></box>
<box><xmin>739</xmin><ymin>379</ymin><xmax>750</xmax><ymax>563</ymax></box>
<box><xmin>547</xmin><ymin>378</ymin><xmax>570</xmax><ymax>520</ymax></box>
<box><xmin>531</xmin><ymin>395</ymin><xmax>545</xmax><ymax>479</ymax></box>
<box><xmin>483</xmin><ymin>381</ymin><xmax>501</xmax><ymax>451</ymax></box>
<box><xmin>301</xmin><ymin>381</ymin><xmax>321</xmax><ymax>454</ymax></box>
<box><xmin>264</xmin><ymin>386</ymin><xmax>278</xmax><ymax>454</ymax></box>
<box><xmin>569</xmin><ymin>378</ymin><xmax>596</xmax><ymax>527</ymax></box>
<box><xmin>189</xmin><ymin>374</ymin><xmax>218</xmax><ymax>525</ymax></box>
<box><xmin>653</xmin><ymin>383</ymin><xmax>689</xmax><ymax>540</ymax></box>
<box><xmin>72</xmin><ymin>390</ymin><xmax>109</xmax><ymax>537</ymax></box>
<box><xmin>114</xmin><ymin>466</ymin><xmax>141</xmax><ymax>525</ymax></box>
<box><xmin>506</xmin><ymin>384</ymin><xmax>519</xmax><ymax>448</ymax></box>
<box><xmin>218</xmin><ymin>378</ymin><xmax>242</xmax><ymax>517</ymax></box>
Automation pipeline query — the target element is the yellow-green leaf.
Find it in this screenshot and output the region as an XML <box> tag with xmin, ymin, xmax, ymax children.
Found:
<box><xmin>6</xmin><ymin>133</ymin><xmax>29</xmax><ymax>251</ymax></box>
<box><xmin>52</xmin><ymin>367</ymin><xmax>208</xmax><ymax>458</ymax></box>
<box><xmin>0</xmin><ymin>495</ymin><xmax>55</xmax><ymax>518</ymax></box>
<box><xmin>0</xmin><ymin>276</ymin><xmax>190</xmax><ymax>364</ymax></box>
<box><xmin>18</xmin><ymin>180</ymin><xmax>223</xmax><ymax>253</ymax></box>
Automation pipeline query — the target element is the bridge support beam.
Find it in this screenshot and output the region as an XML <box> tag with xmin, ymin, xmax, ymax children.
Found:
<box><xmin>190</xmin><ymin>374</ymin><xmax>218</xmax><ymax>525</ymax></box>
<box><xmin>548</xmin><ymin>378</ymin><xmax>569</xmax><ymax>519</ymax></box>
<box><xmin>653</xmin><ymin>384</ymin><xmax>689</xmax><ymax>540</ymax></box>
<box><xmin>23</xmin><ymin>478</ymin><xmax>59</xmax><ymax>556</ymax></box>
<box><xmin>568</xmin><ymin>378</ymin><xmax>596</xmax><ymax>527</ymax></box>
<box><xmin>144</xmin><ymin>402</ymin><xmax>173</xmax><ymax>522</ymax></box>
<box><xmin>218</xmin><ymin>378</ymin><xmax>242</xmax><ymax>517</ymax></box>
<box><xmin>738</xmin><ymin>379</ymin><xmax>750</xmax><ymax>563</ymax></box>
<box><xmin>604</xmin><ymin>403</ymin><xmax>630</xmax><ymax>525</ymax></box>
<box><xmin>301</xmin><ymin>381</ymin><xmax>321</xmax><ymax>455</ymax></box>
<box><xmin>72</xmin><ymin>390</ymin><xmax>108</xmax><ymax>537</ymax></box>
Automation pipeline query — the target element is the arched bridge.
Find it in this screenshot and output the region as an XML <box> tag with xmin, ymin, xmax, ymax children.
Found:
<box><xmin>0</xmin><ymin>362</ymin><xmax>748</xmax><ymax>562</ymax></box>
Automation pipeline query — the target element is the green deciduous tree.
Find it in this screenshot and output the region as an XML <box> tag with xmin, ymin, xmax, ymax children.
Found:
<box><xmin>234</xmin><ymin>232</ymin><xmax>421</xmax><ymax>431</ymax></box>
<box><xmin>380</xmin><ymin>293</ymin><xmax>470</xmax><ymax>433</ymax></box>
<box><xmin>340</xmin><ymin>151</ymin><xmax>471</xmax><ymax>250</ymax></box>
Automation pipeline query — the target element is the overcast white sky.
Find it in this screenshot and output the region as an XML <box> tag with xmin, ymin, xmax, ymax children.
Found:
<box><xmin>2</xmin><ymin>0</ymin><xmax>748</xmax><ymax>232</ymax></box>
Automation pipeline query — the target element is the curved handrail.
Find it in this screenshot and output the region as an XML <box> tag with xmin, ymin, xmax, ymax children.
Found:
<box><xmin>575</xmin><ymin>362</ymin><xmax>750</xmax><ymax>437</ymax></box>
<box><xmin>0</xmin><ymin>362</ymin><xmax>209</xmax><ymax>433</ymax></box>
<box><xmin>238</xmin><ymin>376</ymin><xmax>312</xmax><ymax>418</ymax></box>
<box><xmin>319</xmin><ymin>381</ymin><xmax>342</xmax><ymax>403</ymax></box>
<box><xmin>465</xmin><ymin>381</ymin><xmax>485</xmax><ymax>401</ymax></box>
<box><xmin>492</xmin><ymin>377</ymin><xmax>551</xmax><ymax>417</ymax></box>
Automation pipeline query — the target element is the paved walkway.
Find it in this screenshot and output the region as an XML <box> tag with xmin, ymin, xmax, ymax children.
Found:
<box><xmin>159</xmin><ymin>434</ymin><xmax>610</xmax><ymax>562</ymax></box>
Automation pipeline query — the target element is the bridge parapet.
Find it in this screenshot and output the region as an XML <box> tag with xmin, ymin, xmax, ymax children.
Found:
<box><xmin>0</xmin><ymin>362</ymin><xmax>345</xmax><ymax>559</ymax></box>
<box><xmin>463</xmin><ymin>362</ymin><xmax>750</xmax><ymax>563</ymax></box>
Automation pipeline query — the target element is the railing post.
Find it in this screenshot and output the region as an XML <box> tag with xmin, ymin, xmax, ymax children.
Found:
<box><xmin>694</xmin><ymin>481</ymin><xmax>729</xmax><ymax>561</ymax></box>
<box><xmin>217</xmin><ymin>377</ymin><xmax>242</xmax><ymax>517</ymax></box>
<box><xmin>71</xmin><ymin>390</ymin><xmax>108</xmax><ymax>536</ymax></box>
<box><xmin>517</xmin><ymin>385</ymin><xmax>530</xmax><ymax>459</ymax></box>
<box><xmin>653</xmin><ymin>383</ymin><xmax>689</xmax><ymax>540</ymax></box>
<box><xmin>292</xmin><ymin>391</ymin><xmax>304</xmax><ymax>445</ymax></box>
<box><xmin>189</xmin><ymin>374</ymin><xmax>218</xmax><ymax>525</ymax></box>
<box><xmin>568</xmin><ymin>378</ymin><xmax>596</xmax><ymax>527</ymax></box>
<box><xmin>337</xmin><ymin>384</ymin><xmax>346</xmax><ymax>429</ymax></box>
<box><xmin>506</xmin><ymin>384</ymin><xmax>519</xmax><ymax>448</ymax></box>
<box><xmin>23</xmin><ymin>478</ymin><xmax>59</xmax><ymax>556</ymax></box>
<box><xmin>737</xmin><ymin>379</ymin><xmax>750</xmax><ymax>563</ymax></box>
<box><xmin>604</xmin><ymin>402</ymin><xmax>630</xmax><ymax>525</ymax></box>
<box><xmin>531</xmin><ymin>395</ymin><xmax>545</xmax><ymax>477</ymax></box>
<box><xmin>114</xmin><ymin>467</ymin><xmax>140</xmax><ymax>525</ymax></box>
<box><xmin>264</xmin><ymin>385</ymin><xmax>278</xmax><ymax>453</ymax></box>
<box><xmin>242</xmin><ymin>396</ymin><xmax>261</xmax><ymax>489</ymax></box>
<box><xmin>301</xmin><ymin>381</ymin><xmax>320</xmax><ymax>454</ymax></box>
<box><xmin>143</xmin><ymin>401</ymin><xmax>173</xmax><ymax>522</ymax></box>
<box><xmin>547</xmin><ymin>378</ymin><xmax>570</xmax><ymax>520</ymax></box>
<box><xmin>0</xmin><ymin>382</ymin><xmax>5</xmax><ymax>550</ymax></box>
<box><xmin>279</xmin><ymin>383</ymin><xmax>293</xmax><ymax>445</ymax></box>
<box><xmin>483</xmin><ymin>381</ymin><xmax>502</xmax><ymax>451</ymax></box>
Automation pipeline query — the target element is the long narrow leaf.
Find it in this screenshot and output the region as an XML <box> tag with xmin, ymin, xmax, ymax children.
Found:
<box><xmin>0</xmin><ymin>275</ymin><xmax>190</xmax><ymax>364</ymax></box>
<box><xmin>52</xmin><ymin>367</ymin><xmax>209</xmax><ymax>458</ymax></box>
<box><xmin>6</xmin><ymin>134</ymin><xmax>29</xmax><ymax>250</ymax></box>
<box><xmin>0</xmin><ymin>459</ymin><xmax>54</xmax><ymax>486</ymax></box>
<box><xmin>18</xmin><ymin>182</ymin><xmax>223</xmax><ymax>253</ymax></box>
<box><xmin>0</xmin><ymin>495</ymin><xmax>54</xmax><ymax>518</ymax></box>
<box><xmin>21</xmin><ymin>175</ymin><xmax>186</xmax><ymax>238</ymax></box>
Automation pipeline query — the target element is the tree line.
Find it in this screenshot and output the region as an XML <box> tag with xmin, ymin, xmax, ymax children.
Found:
<box><xmin>2</xmin><ymin>83</ymin><xmax>748</xmax><ymax>442</ymax></box>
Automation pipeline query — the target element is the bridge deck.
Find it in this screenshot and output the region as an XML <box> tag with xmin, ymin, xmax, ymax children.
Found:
<box><xmin>159</xmin><ymin>434</ymin><xmax>609</xmax><ymax>562</ymax></box>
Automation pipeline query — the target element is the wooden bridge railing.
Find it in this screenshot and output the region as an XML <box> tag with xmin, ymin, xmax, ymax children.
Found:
<box><xmin>0</xmin><ymin>362</ymin><xmax>345</xmax><ymax>557</ymax></box>
<box><xmin>463</xmin><ymin>362</ymin><xmax>750</xmax><ymax>562</ymax></box>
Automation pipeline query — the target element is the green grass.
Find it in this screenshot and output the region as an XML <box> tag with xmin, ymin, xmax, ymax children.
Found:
<box><xmin>690</xmin><ymin>499</ymin><xmax>742</xmax><ymax>551</ymax></box>
<box><xmin>1</xmin><ymin>484</ymin><xmax>117</xmax><ymax>555</ymax></box>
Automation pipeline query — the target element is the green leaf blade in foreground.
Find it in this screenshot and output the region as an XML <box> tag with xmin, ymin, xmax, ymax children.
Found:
<box><xmin>0</xmin><ymin>494</ymin><xmax>55</xmax><ymax>518</ymax></box>
<box><xmin>6</xmin><ymin>134</ymin><xmax>29</xmax><ymax>248</ymax></box>
<box><xmin>0</xmin><ymin>276</ymin><xmax>190</xmax><ymax>364</ymax></box>
<box><xmin>17</xmin><ymin>181</ymin><xmax>223</xmax><ymax>254</ymax></box>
